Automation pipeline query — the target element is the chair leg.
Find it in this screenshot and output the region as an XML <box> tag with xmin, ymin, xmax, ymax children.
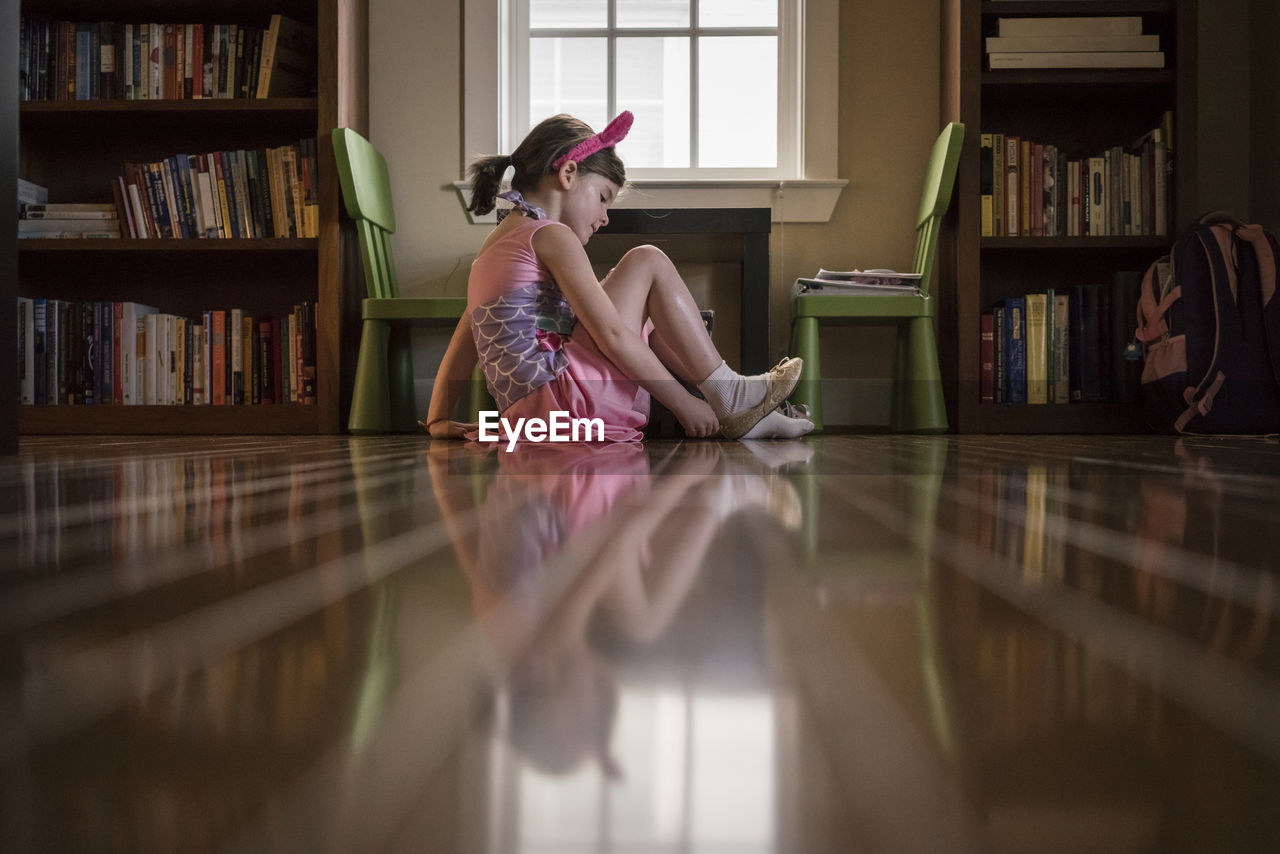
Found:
<box><xmin>348</xmin><ymin>319</ymin><xmax>392</xmax><ymax>434</ymax></box>
<box><xmin>893</xmin><ymin>324</ymin><xmax>911</xmax><ymax>430</ymax></box>
<box><xmin>387</xmin><ymin>325</ymin><xmax>418</xmax><ymax>433</ymax></box>
<box><xmin>895</xmin><ymin>317</ymin><xmax>948</xmax><ymax>434</ymax></box>
<box><xmin>789</xmin><ymin>316</ymin><xmax>823</xmax><ymax>432</ymax></box>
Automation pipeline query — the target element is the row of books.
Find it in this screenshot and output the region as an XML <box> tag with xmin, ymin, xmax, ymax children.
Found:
<box><xmin>121</xmin><ymin>140</ymin><xmax>319</xmax><ymax>240</ymax></box>
<box><xmin>18</xmin><ymin>452</ymin><xmax>331</xmax><ymax>578</ymax></box>
<box><xmin>979</xmin><ymin>273</ymin><xmax>1143</xmax><ymax>406</ymax></box>
<box><xmin>18</xmin><ymin>14</ymin><xmax>317</xmax><ymax>102</ymax></box>
<box><xmin>16</xmin><ymin>298</ymin><xmax>318</xmax><ymax>407</ymax></box>
<box><xmin>986</xmin><ymin>15</ymin><xmax>1164</xmax><ymax>70</ymax></box>
<box><xmin>17</xmin><ymin>140</ymin><xmax>320</xmax><ymax>240</ymax></box>
<box><xmin>956</xmin><ymin>461</ymin><xmax>1163</xmax><ymax>736</ymax></box>
<box><xmin>18</xmin><ymin>203</ymin><xmax>122</xmax><ymax>239</ymax></box>
<box><xmin>979</xmin><ymin>113</ymin><xmax>1172</xmax><ymax>238</ymax></box>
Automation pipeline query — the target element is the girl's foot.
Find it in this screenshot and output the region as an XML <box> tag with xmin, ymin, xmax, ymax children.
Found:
<box><xmin>697</xmin><ymin>357</ymin><xmax>804</xmax><ymax>439</ymax></box>
<box><xmin>740</xmin><ymin>405</ymin><xmax>814</xmax><ymax>440</ymax></box>
<box><xmin>738</xmin><ymin>436</ymin><xmax>815</xmax><ymax>471</ymax></box>
<box><xmin>700</xmin><ymin>473</ymin><xmax>802</xmax><ymax>531</ymax></box>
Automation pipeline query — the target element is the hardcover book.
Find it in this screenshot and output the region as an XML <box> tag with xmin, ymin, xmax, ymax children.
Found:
<box><xmin>257</xmin><ymin>15</ymin><xmax>316</xmax><ymax>98</ymax></box>
<box><xmin>19</xmin><ymin>298</ymin><xmax>34</xmax><ymax>404</ymax></box>
<box><xmin>993</xmin><ymin>302</ymin><xmax>1006</xmax><ymax>404</ymax></box>
<box><xmin>1111</xmin><ymin>271</ymin><xmax>1143</xmax><ymax>404</ymax></box>
<box><xmin>1025</xmin><ymin>293</ymin><xmax>1048</xmax><ymax>404</ymax></box>
<box><xmin>988</xmin><ymin>51</ymin><xmax>1163</xmax><ymax>70</ymax></box>
<box><xmin>1052</xmin><ymin>292</ymin><xmax>1070</xmax><ymax>404</ymax></box>
<box><xmin>980</xmin><ymin>312</ymin><xmax>995</xmax><ymax>403</ymax></box>
<box><xmin>980</xmin><ymin>134</ymin><xmax>994</xmax><ymax>237</ymax></box>
<box><xmin>996</xmin><ymin>17</ymin><xmax>1144</xmax><ymax>38</ymax></box>
<box><xmin>1002</xmin><ymin>296</ymin><xmax>1027</xmax><ymax>404</ymax></box>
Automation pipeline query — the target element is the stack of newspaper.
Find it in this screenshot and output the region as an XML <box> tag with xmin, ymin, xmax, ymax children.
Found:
<box><xmin>794</xmin><ymin>269</ymin><xmax>923</xmax><ymax>295</ymax></box>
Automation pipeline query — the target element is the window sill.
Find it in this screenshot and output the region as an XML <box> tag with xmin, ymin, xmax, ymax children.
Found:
<box><xmin>453</xmin><ymin>178</ymin><xmax>848</xmax><ymax>225</ymax></box>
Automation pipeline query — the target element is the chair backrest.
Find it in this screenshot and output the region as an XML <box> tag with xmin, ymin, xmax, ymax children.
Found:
<box><xmin>332</xmin><ymin>127</ymin><xmax>400</xmax><ymax>299</ymax></box>
<box><xmin>912</xmin><ymin>122</ymin><xmax>965</xmax><ymax>298</ymax></box>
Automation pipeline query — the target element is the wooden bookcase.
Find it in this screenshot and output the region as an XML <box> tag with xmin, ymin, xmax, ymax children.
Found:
<box><xmin>941</xmin><ymin>0</ymin><xmax>1197</xmax><ymax>433</ymax></box>
<box><xmin>17</xmin><ymin>0</ymin><xmax>367</xmax><ymax>434</ymax></box>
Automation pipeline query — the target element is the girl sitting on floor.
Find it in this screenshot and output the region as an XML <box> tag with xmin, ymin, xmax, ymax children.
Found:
<box><xmin>425</xmin><ymin>110</ymin><xmax>812</xmax><ymax>442</ymax></box>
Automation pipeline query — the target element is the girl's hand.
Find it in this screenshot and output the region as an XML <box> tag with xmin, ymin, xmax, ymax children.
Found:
<box><xmin>673</xmin><ymin>396</ymin><xmax>720</xmax><ymax>438</ymax></box>
<box><xmin>425</xmin><ymin>419</ymin><xmax>476</xmax><ymax>439</ymax></box>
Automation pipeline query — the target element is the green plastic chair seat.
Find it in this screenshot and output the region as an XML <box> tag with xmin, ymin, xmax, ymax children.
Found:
<box><xmin>362</xmin><ymin>297</ymin><xmax>468</xmax><ymax>321</ymax></box>
<box><xmin>790</xmin><ymin>122</ymin><xmax>964</xmax><ymax>434</ymax></box>
<box><xmin>333</xmin><ymin>128</ymin><xmax>490</xmax><ymax>433</ymax></box>
<box><xmin>793</xmin><ymin>293</ymin><xmax>934</xmax><ymax>320</ymax></box>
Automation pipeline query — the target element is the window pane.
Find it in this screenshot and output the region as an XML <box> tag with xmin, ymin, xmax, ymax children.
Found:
<box><xmin>608</xmin><ymin>689</ymin><xmax>688</xmax><ymax>845</ymax></box>
<box><xmin>530</xmin><ymin>0</ymin><xmax>606</xmax><ymax>29</ymax></box>
<box><xmin>689</xmin><ymin>696</ymin><xmax>774</xmax><ymax>848</ymax></box>
<box><xmin>517</xmin><ymin>762</ymin><xmax>600</xmax><ymax>848</ymax></box>
<box><xmin>616</xmin><ymin>0</ymin><xmax>690</xmax><ymax>28</ymax></box>
<box><xmin>698</xmin><ymin>37</ymin><xmax>776</xmax><ymax>168</ymax></box>
<box><xmin>616</xmin><ymin>37</ymin><xmax>690</xmax><ymax>168</ymax></box>
<box><xmin>699</xmin><ymin>0</ymin><xmax>777</xmax><ymax>28</ymax></box>
<box><xmin>529</xmin><ymin>37</ymin><xmax>608</xmax><ymax>133</ymax></box>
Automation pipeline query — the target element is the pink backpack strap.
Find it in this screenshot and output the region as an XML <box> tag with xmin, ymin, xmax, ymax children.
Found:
<box><xmin>1136</xmin><ymin>256</ymin><xmax>1179</xmax><ymax>344</ymax></box>
<box><xmin>1236</xmin><ymin>223</ymin><xmax>1277</xmax><ymax>306</ymax></box>
<box><xmin>1175</xmin><ymin>371</ymin><xmax>1226</xmax><ymax>433</ymax></box>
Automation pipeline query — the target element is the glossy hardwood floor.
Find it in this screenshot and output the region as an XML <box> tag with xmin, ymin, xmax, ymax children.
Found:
<box><xmin>2</xmin><ymin>433</ymin><xmax>1278</xmax><ymax>853</ymax></box>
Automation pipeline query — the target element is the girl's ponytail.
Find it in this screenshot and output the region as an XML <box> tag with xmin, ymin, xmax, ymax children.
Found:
<box><xmin>466</xmin><ymin>116</ymin><xmax>626</xmax><ymax>217</ymax></box>
<box><xmin>466</xmin><ymin>154</ymin><xmax>514</xmax><ymax>215</ymax></box>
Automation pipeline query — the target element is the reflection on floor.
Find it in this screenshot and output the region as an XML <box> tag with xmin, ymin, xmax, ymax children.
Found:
<box><xmin>1</xmin><ymin>434</ymin><xmax>1278</xmax><ymax>853</ymax></box>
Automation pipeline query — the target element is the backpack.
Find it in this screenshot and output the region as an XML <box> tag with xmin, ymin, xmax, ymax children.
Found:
<box><xmin>1136</xmin><ymin>213</ymin><xmax>1280</xmax><ymax>434</ymax></box>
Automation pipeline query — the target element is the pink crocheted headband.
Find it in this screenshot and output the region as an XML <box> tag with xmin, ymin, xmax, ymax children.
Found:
<box><xmin>552</xmin><ymin>110</ymin><xmax>634</xmax><ymax>170</ymax></box>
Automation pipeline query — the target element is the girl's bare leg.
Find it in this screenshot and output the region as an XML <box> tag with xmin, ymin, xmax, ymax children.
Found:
<box><xmin>648</xmin><ymin>330</ymin><xmax>700</xmax><ymax>384</ymax></box>
<box><xmin>599</xmin><ymin>245</ymin><xmax>721</xmax><ymax>383</ymax></box>
<box><xmin>599</xmin><ymin>244</ymin><xmax>812</xmax><ymax>439</ymax></box>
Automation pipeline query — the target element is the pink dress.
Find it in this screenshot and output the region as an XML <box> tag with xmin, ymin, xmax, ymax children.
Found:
<box><xmin>468</xmin><ymin>217</ymin><xmax>650</xmax><ymax>442</ymax></box>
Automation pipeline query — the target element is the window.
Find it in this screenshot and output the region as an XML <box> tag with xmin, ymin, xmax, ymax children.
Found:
<box><xmin>512</xmin><ymin>0</ymin><xmax>795</xmax><ymax>177</ymax></box>
<box><xmin>504</xmin><ymin>686</ymin><xmax>776</xmax><ymax>854</ymax></box>
<box><xmin>463</xmin><ymin>0</ymin><xmax>845</xmax><ymax>222</ymax></box>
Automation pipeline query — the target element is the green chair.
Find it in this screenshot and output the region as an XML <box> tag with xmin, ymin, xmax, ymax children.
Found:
<box><xmin>790</xmin><ymin>122</ymin><xmax>964</xmax><ymax>433</ymax></box>
<box><xmin>333</xmin><ymin>127</ymin><xmax>490</xmax><ymax>433</ymax></box>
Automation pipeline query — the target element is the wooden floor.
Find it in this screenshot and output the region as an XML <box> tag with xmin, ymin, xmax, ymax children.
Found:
<box><xmin>2</xmin><ymin>433</ymin><xmax>1278</xmax><ymax>853</ymax></box>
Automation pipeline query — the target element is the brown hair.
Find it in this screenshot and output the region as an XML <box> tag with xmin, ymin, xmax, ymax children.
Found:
<box><xmin>467</xmin><ymin>114</ymin><xmax>627</xmax><ymax>216</ymax></box>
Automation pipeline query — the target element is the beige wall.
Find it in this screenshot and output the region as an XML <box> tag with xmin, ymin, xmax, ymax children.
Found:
<box><xmin>1197</xmin><ymin>0</ymin><xmax>1280</xmax><ymax>230</ymax></box>
<box><xmin>369</xmin><ymin>0</ymin><xmax>933</xmax><ymax>426</ymax></box>
<box><xmin>1197</xmin><ymin>0</ymin><xmax>1251</xmax><ymax>220</ymax></box>
<box><xmin>1252</xmin><ymin>0</ymin><xmax>1280</xmax><ymax>230</ymax></box>
<box><xmin>369</xmin><ymin>0</ymin><xmax>472</xmax><ymax>294</ymax></box>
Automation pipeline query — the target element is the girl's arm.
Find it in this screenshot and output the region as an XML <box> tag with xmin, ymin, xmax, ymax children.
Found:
<box><xmin>533</xmin><ymin>224</ymin><xmax>719</xmax><ymax>437</ymax></box>
<box><xmin>424</xmin><ymin>312</ymin><xmax>480</xmax><ymax>438</ymax></box>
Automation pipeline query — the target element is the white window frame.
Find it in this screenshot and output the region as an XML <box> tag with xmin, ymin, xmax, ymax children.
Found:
<box><xmin>512</xmin><ymin>2</ymin><xmax>797</xmax><ymax>179</ymax></box>
<box><xmin>461</xmin><ymin>0</ymin><xmax>846</xmax><ymax>223</ymax></box>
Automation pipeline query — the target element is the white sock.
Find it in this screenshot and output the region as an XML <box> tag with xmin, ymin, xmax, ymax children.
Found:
<box><xmin>740</xmin><ymin>408</ymin><xmax>814</xmax><ymax>440</ymax></box>
<box><xmin>697</xmin><ymin>360</ymin><xmax>767</xmax><ymax>420</ymax></box>
<box><xmin>738</xmin><ymin>438</ymin><xmax>815</xmax><ymax>470</ymax></box>
<box><xmin>701</xmin><ymin>473</ymin><xmax>802</xmax><ymax>530</ymax></box>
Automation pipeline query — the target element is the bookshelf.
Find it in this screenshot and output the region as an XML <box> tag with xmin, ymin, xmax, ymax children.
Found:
<box><xmin>942</xmin><ymin>0</ymin><xmax>1197</xmax><ymax>433</ymax></box>
<box><xmin>3</xmin><ymin>0</ymin><xmax>15</xmax><ymax>451</ymax></box>
<box><xmin>16</xmin><ymin>0</ymin><xmax>367</xmax><ymax>434</ymax></box>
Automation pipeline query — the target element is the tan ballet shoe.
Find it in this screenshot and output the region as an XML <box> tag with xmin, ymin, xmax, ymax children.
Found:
<box><xmin>718</xmin><ymin>356</ymin><xmax>804</xmax><ymax>440</ymax></box>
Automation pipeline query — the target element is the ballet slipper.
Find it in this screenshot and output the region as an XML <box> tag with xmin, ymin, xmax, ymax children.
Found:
<box><xmin>717</xmin><ymin>357</ymin><xmax>803</xmax><ymax>440</ymax></box>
